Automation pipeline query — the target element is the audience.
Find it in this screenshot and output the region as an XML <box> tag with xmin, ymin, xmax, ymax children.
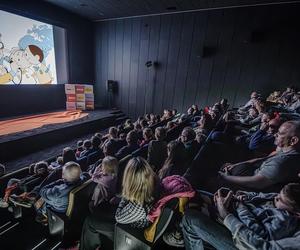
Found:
<box><xmin>79</xmin><ymin>139</ymin><xmax>93</xmax><ymax>158</ymax></box>
<box><xmin>80</xmin><ymin>157</ymin><xmax>159</xmax><ymax>250</ymax></box>
<box><xmin>115</xmin><ymin>130</ymin><xmax>139</xmax><ymax>159</ymax></box>
<box><xmin>140</xmin><ymin>127</ymin><xmax>153</xmax><ymax>147</ymax></box>
<box><xmin>147</xmin><ymin>127</ymin><xmax>168</xmax><ymax>172</ymax></box>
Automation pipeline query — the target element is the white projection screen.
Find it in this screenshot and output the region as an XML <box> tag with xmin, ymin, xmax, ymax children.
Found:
<box><xmin>0</xmin><ymin>10</ymin><xmax>58</xmax><ymax>85</ymax></box>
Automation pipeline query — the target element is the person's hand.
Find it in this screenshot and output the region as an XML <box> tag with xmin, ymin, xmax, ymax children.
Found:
<box><xmin>221</xmin><ymin>163</ymin><xmax>236</xmax><ymax>173</ymax></box>
<box><xmin>214</xmin><ymin>189</ymin><xmax>233</xmax><ymax>219</ymax></box>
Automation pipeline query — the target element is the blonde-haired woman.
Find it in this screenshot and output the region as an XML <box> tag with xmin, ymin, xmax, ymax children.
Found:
<box><xmin>80</xmin><ymin>157</ymin><xmax>159</xmax><ymax>250</ymax></box>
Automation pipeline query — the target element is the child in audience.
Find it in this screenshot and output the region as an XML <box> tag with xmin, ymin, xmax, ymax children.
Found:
<box><xmin>0</xmin><ymin>161</ymin><xmax>49</xmax><ymax>208</ymax></box>
<box><xmin>90</xmin><ymin>156</ymin><xmax>118</xmax><ymax>212</ymax></box>
<box><xmin>49</xmin><ymin>156</ymin><xmax>63</xmax><ymax>170</ymax></box>
<box><xmin>75</xmin><ymin>140</ymin><xmax>84</xmax><ymax>158</ymax></box>
<box><xmin>0</xmin><ymin>163</ymin><xmax>5</xmax><ymax>177</ymax></box>
<box><xmin>79</xmin><ymin>139</ymin><xmax>93</xmax><ymax>158</ymax></box>
<box><xmin>35</xmin><ymin>161</ymin><xmax>87</xmax><ymax>224</ymax></box>
<box><xmin>147</xmin><ymin>127</ymin><xmax>168</xmax><ymax>172</ymax></box>
<box><xmin>233</xmin><ymin>183</ymin><xmax>300</xmax><ymax>240</ymax></box>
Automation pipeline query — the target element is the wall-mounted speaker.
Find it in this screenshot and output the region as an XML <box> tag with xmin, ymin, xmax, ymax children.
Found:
<box><xmin>107</xmin><ymin>80</ymin><xmax>118</xmax><ymax>93</ymax></box>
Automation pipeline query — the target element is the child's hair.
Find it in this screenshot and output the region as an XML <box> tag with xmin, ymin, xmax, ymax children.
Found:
<box><xmin>34</xmin><ymin>161</ymin><xmax>49</xmax><ymax>175</ymax></box>
<box><xmin>57</xmin><ymin>156</ymin><xmax>63</xmax><ymax>165</ymax></box>
<box><xmin>155</xmin><ymin>127</ymin><xmax>166</xmax><ymax>140</ymax></box>
<box><xmin>62</xmin><ymin>161</ymin><xmax>82</xmax><ymax>183</ymax></box>
<box><xmin>109</xmin><ymin>127</ymin><xmax>118</xmax><ymax>138</ymax></box>
<box><xmin>101</xmin><ymin>156</ymin><xmax>118</xmax><ymax>176</ymax></box>
<box><xmin>0</xmin><ymin>163</ymin><xmax>5</xmax><ymax>177</ymax></box>
<box><xmin>122</xmin><ymin>157</ymin><xmax>156</xmax><ymax>205</ymax></box>
<box><xmin>77</xmin><ymin>140</ymin><xmax>83</xmax><ymax>148</ymax></box>
<box><xmin>282</xmin><ymin>183</ymin><xmax>300</xmax><ymax>212</ymax></box>
<box><xmin>63</xmin><ymin>147</ymin><xmax>76</xmax><ymax>164</ymax></box>
<box><xmin>83</xmin><ymin>139</ymin><xmax>92</xmax><ymax>150</ymax></box>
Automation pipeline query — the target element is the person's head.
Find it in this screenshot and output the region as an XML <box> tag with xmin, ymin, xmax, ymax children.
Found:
<box><xmin>274</xmin><ymin>183</ymin><xmax>300</xmax><ymax>215</ymax></box>
<box><xmin>286</xmin><ymin>86</ymin><xmax>296</xmax><ymax>93</ymax></box>
<box><xmin>77</xmin><ymin>140</ymin><xmax>83</xmax><ymax>150</ymax></box>
<box><xmin>57</xmin><ymin>156</ymin><xmax>63</xmax><ymax>165</ymax></box>
<box><xmin>220</xmin><ymin>98</ymin><xmax>228</xmax><ymax>106</ymax></box>
<box><xmin>267</xmin><ymin>118</ymin><xmax>282</xmax><ymax>135</ymax></box>
<box><xmin>103</xmin><ymin>140</ymin><xmax>115</xmax><ymax>157</ymax></box>
<box><xmin>62</xmin><ymin>161</ymin><xmax>81</xmax><ymax>183</ymax></box>
<box><xmin>143</xmin><ymin>128</ymin><xmax>153</xmax><ymax>141</ymax></box>
<box><xmin>34</xmin><ymin>161</ymin><xmax>48</xmax><ymax>175</ymax></box>
<box><xmin>275</xmin><ymin>120</ymin><xmax>300</xmax><ymax>151</ymax></box>
<box><xmin>155</xmin><ymin>127</ymin><xmax>166</xmax><ymax>141</ymax></box>
<box><xmin>150</xmin><ymin>113</ymin><xmax>155</xmax><ymax>121</ymax></box>
<box><xmin>140</xmin><ymin>119</ymin><xmax>148</xmax><ymax>128</ymax></box>
<box><xmin>187</xmin><ymin>107</ymin><xmax>194</xmax><ymax>115</ymax></box>
<box><xmin>0</xmin><ymin>163</ymin><xmax>6</xmax><ymax>177</ymax></box>
<box><xmin>172</xmin><ymin>109</ymin><xmax>177</xmax><ymax>116</ymax></box>
<box><xmin>134</xmin><ymin>123</ymin><xmax>142</xmax><ymax>131</ymax></box>
<box><xmin>109</xmin><ymin>127</ymin><xmax>118</xmax><ymax>139</ymax></box>
<box><xmin>125</xmin><ymin>119</ymin><xmax>133</xmax><ymax>127</ymax></box>
<box><xmin>62</xmin><ymin>147</ymin><xmax>76</xmax><ymax>164</ymax></box>
<box><xmin>122</xmin><ymin>157</ymin><xmax>156</xmax><ymax>205</ymax></box>
<box><xmin>181</xmin><ymin>127</ymin><xmax>196</xmax><ymax>143</ymax></box>
<box><xmin>250</xmin><ymin>91</ymin><xmax>259</xmax><ymax>99</ymax></box>
<box><xmin>91</xmin><ymin>136</ymin><xmax>101</xmax><ymax>149</ymax></box>
<box><xmin>101</xmin><ymin>156</ymin><xmax>118</xmax><ymax>176</ymax></box>
<box><xmin>83</xmin><ymin>139</ymin><xmax>92</xmax><ymax>150</ymax></box>
<box><xmin>126</xmin><ymin>130</ymin><xmax>139</xmax><ymax>145</ymax></box>
<box><xmin>94</xmin><ymin>132</ymin><xmax>103</xmax><ymax>140</ymax></box>
<box><xmin>119</xmin><ymin>132</ymin><xmax>126</xmax><ymax>140</ymax></box>
<box><xmin>198</xmin><ymin>113</ymin><xmax>214</xmax><ymax>131</ymax></box>
<box><xmin>261</xmin><ymin>112</ymin><xmax>275</xmax><ymax>125</ymax></box>
<box><xmin>144</xmin><ymin>113</ymin><xmax>151</xmax><ymax>121</ymax></box>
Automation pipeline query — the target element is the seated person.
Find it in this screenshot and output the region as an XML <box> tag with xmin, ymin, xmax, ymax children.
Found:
<box><xmin>140</xmin><ymin>128</ymin><xmax>153</xmax><ymax>147</ymax></box>
<box><xmin>75</xmin><ymin>140</ymin><xmax>84</xmax><ymax>158</ymax></box>
<box><xmin>49</xmin><ymin>156</ymin><xmax>63</xmax><ymax>170</ymax></box>
<box><xmin>90</xmin><ymin>156</ymin><xmax>118</xmax><ymax>212</ymax></box>
<box><xmin>115</xmin><ymin>130</ymin><xmax>140</xmax><ymax>159</ymax></box>
<box><xmin>219</xmin><ymin>120</ymin><xmax>300</xmax><ymax>192</ymax></box>
<box><xmin>166</xmin><ymin>121</ymin><xmax>176</xmax><ymax>131</ymax></box>
<box><xmin>180</xmin><ymin>127</ymin><xmax>201</xmax><ymax>162</ymax></box>
<box><xmin>147</xmin><ymin>127</ymin><xmax>168</xmax><ymax>172</ymax></box>
<box><xmin>134</xmin><ymin>123</ymin><xmax>143</xmax><ymax>141</ymax></box>
<box><xmin>101</xmin><ymin>127</ymin><xmax>124</xmax><ymax>154</ymax></box>
<box><xmin>0</xmin><ymin>161</ymin><xmax>49</xmax><ymax>208</ymax></box>
<box><xmin>238</xmin><ymin>91</ymin><xmax>259</xmax><ymax>114</ymax></box>
<box><xmin>0</xmin><ymin>163</ymin><xmax>5</xmax><ymax>177</ymax></box>
<box><xmin>79</xmin><ymin>139</ymin><xmax>93</xmax><ymax>158</ymax></box>
<box><xmin>158</xmin><ymin>140</ymin><xmax>187</xmax><ymax>179</ymax></box>
<box><xmin>247</xmin><ymin>117</ymin><xmax>282</xmax><ymax>155</ymax></box>
<box><xmin>91</xmin><ymin>135</ymin><xmax>102</xmax><ymax>152</ymax></box>
<box><xmin>182</xmin><ymin>184</ymin><xmax>300</xmax><ymax>250</ymax></box>
<box><xmin>239</xmin><ymin>107</ymin><xmax>260</xmax><ymax>126</ymax></box>
<box><xmin>36</xmin><ymin>161</ymin><xmax>87</xmax><ymax>224</ymax></box>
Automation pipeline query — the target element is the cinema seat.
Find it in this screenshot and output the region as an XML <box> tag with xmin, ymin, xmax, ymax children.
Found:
<box><xmin>47</xmin><ymin>179</ymin><xmax>96</xmax><ymax>237</ymax></box>
<box><xmin>87</xmin><ymin>150</ymin><xmax>103</xmax><ymax>166</ymax></box>
<box><xmin>114</xmin><ymin>198</ymin><xmax>178</xmax><ymax>250</ymax></box>
<box><xmin>131</xmin><ymin>144</ymin><xmax>148</xmax><ymax>158</ymax></box>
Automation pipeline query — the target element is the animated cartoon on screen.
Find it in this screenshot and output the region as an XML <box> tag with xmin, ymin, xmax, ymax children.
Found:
<box><xmin>0</xmin><ymin>24</ymin><xmax>54</xmax><ymax>84</ymax></box>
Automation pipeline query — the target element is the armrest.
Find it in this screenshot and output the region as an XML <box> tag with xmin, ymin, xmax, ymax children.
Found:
<box><xmin>47</xmin><ymin>208</ymin><xmax>66</xmax><ymax>237</ymax></box>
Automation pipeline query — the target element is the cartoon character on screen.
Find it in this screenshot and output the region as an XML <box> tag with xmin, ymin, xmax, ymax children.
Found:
<box><xmin>0</xmin><ymin>48</ymin><xmax>24</xmax><ymax>84</ymax></box>
<box><xmin>24</xmin><ymin>45</ymin><xmax>53</xmax><ymax>84</ymax></box>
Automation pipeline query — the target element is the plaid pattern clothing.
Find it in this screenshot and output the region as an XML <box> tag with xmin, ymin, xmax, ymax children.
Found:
<box><xmin>115</xmin><ymin>198</ymin><xmax>153</xmax><ymax>228</ymax></box>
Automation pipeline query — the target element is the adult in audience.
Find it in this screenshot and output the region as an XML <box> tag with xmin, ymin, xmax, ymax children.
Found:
<box><xmin>140</xmin><ymin>128</ymin><xmax>153</xmax><ymax>147</ymax></box>
<box><xmin>147</xmin><ymin>127</ymin><xmax>168</xmax><ymax>172</ymax></box>
<box><xmin>79</xmin><ymin>139</ymin><xmax>93</xmax><ymax>158</ymax></box>
<box><xmin>115</xmin><ymin>130</ymin><xmax>139</xmax><ymax>159</ymax></box>
<box><xmin>180</xmin><ymin>127</ymin><xmax>201</xmax><ymax>162</ymax></box>
<box><xmin>182</xmin><ymin>184</ymin><xmax>300</xmax><ymax>250</ymax></box>
<box><xmin>219</xmin><ymin>120</ymin><xmax>300</xmax><ymax>191</ymax></box>
<box><xmin>238</xmin><ymin>91</ymin><xmax>259</xmax><ymax>114</ymax></box>
<box><xmin>158</xmin><ymin>140</ymin><xmax>187</xmax><ymax>179</ymax></box>
<box><xmin>102</xmin><ymin>127</ymin><xmax>123</xmax><ymax>155</ymax></box>
<box><xmin>80</xmin><ymin>157</ymin><xmax>159</xmax><ymax>250</ymax></box>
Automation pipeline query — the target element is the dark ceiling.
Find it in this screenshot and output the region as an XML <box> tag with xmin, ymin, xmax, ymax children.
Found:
<box><xmin>45</xmin><ymin>0</ymin><xmax>300</xmax><ymax>21</ymax></box>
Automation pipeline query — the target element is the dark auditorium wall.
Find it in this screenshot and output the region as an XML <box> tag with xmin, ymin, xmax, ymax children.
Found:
<box><xmin>94</xmin><ymin>3</ymin><xmax>300</xmax><ymax>119</ymax></box>
<box><xmin>0</xmin><ymin>0</ymin><xmax>94</xmax><ymax>118</ymax></box>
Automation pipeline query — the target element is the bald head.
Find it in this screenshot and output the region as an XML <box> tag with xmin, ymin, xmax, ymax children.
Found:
<box><xmin>275</xmin><ymin>120</ymin><xmax>300</xmax><ymax>151</ymax></box>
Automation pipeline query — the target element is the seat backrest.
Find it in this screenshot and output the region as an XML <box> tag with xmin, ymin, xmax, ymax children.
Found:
<box><xmin>77</xmin><ymin>156</ymin><xmax>88</xmax><ymax>171</ymax></box>
<box><xmin>66</xmin><ymin>179</ymin><xmax>96</xmax><ymax>220</ymax></box>
<box><xmin>131</xmin><ymin>144</ymin><xmax>148</xmax><ymax>158</ymax></box>
<box><xmin>87</xmin><ymin>150</ymin><xmax>103</xmax><ymax>166</ymax></box>
<box><xmin>153</xmin><ymin>198</ymin><xmax>179</xmax><ymax>243</ymax></box>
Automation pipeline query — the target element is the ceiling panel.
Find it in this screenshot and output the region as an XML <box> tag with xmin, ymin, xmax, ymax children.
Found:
<box><xmin>44</xmin><ymin>0</ymin><xmax>300</xmax><ymax>21</ymax></box>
